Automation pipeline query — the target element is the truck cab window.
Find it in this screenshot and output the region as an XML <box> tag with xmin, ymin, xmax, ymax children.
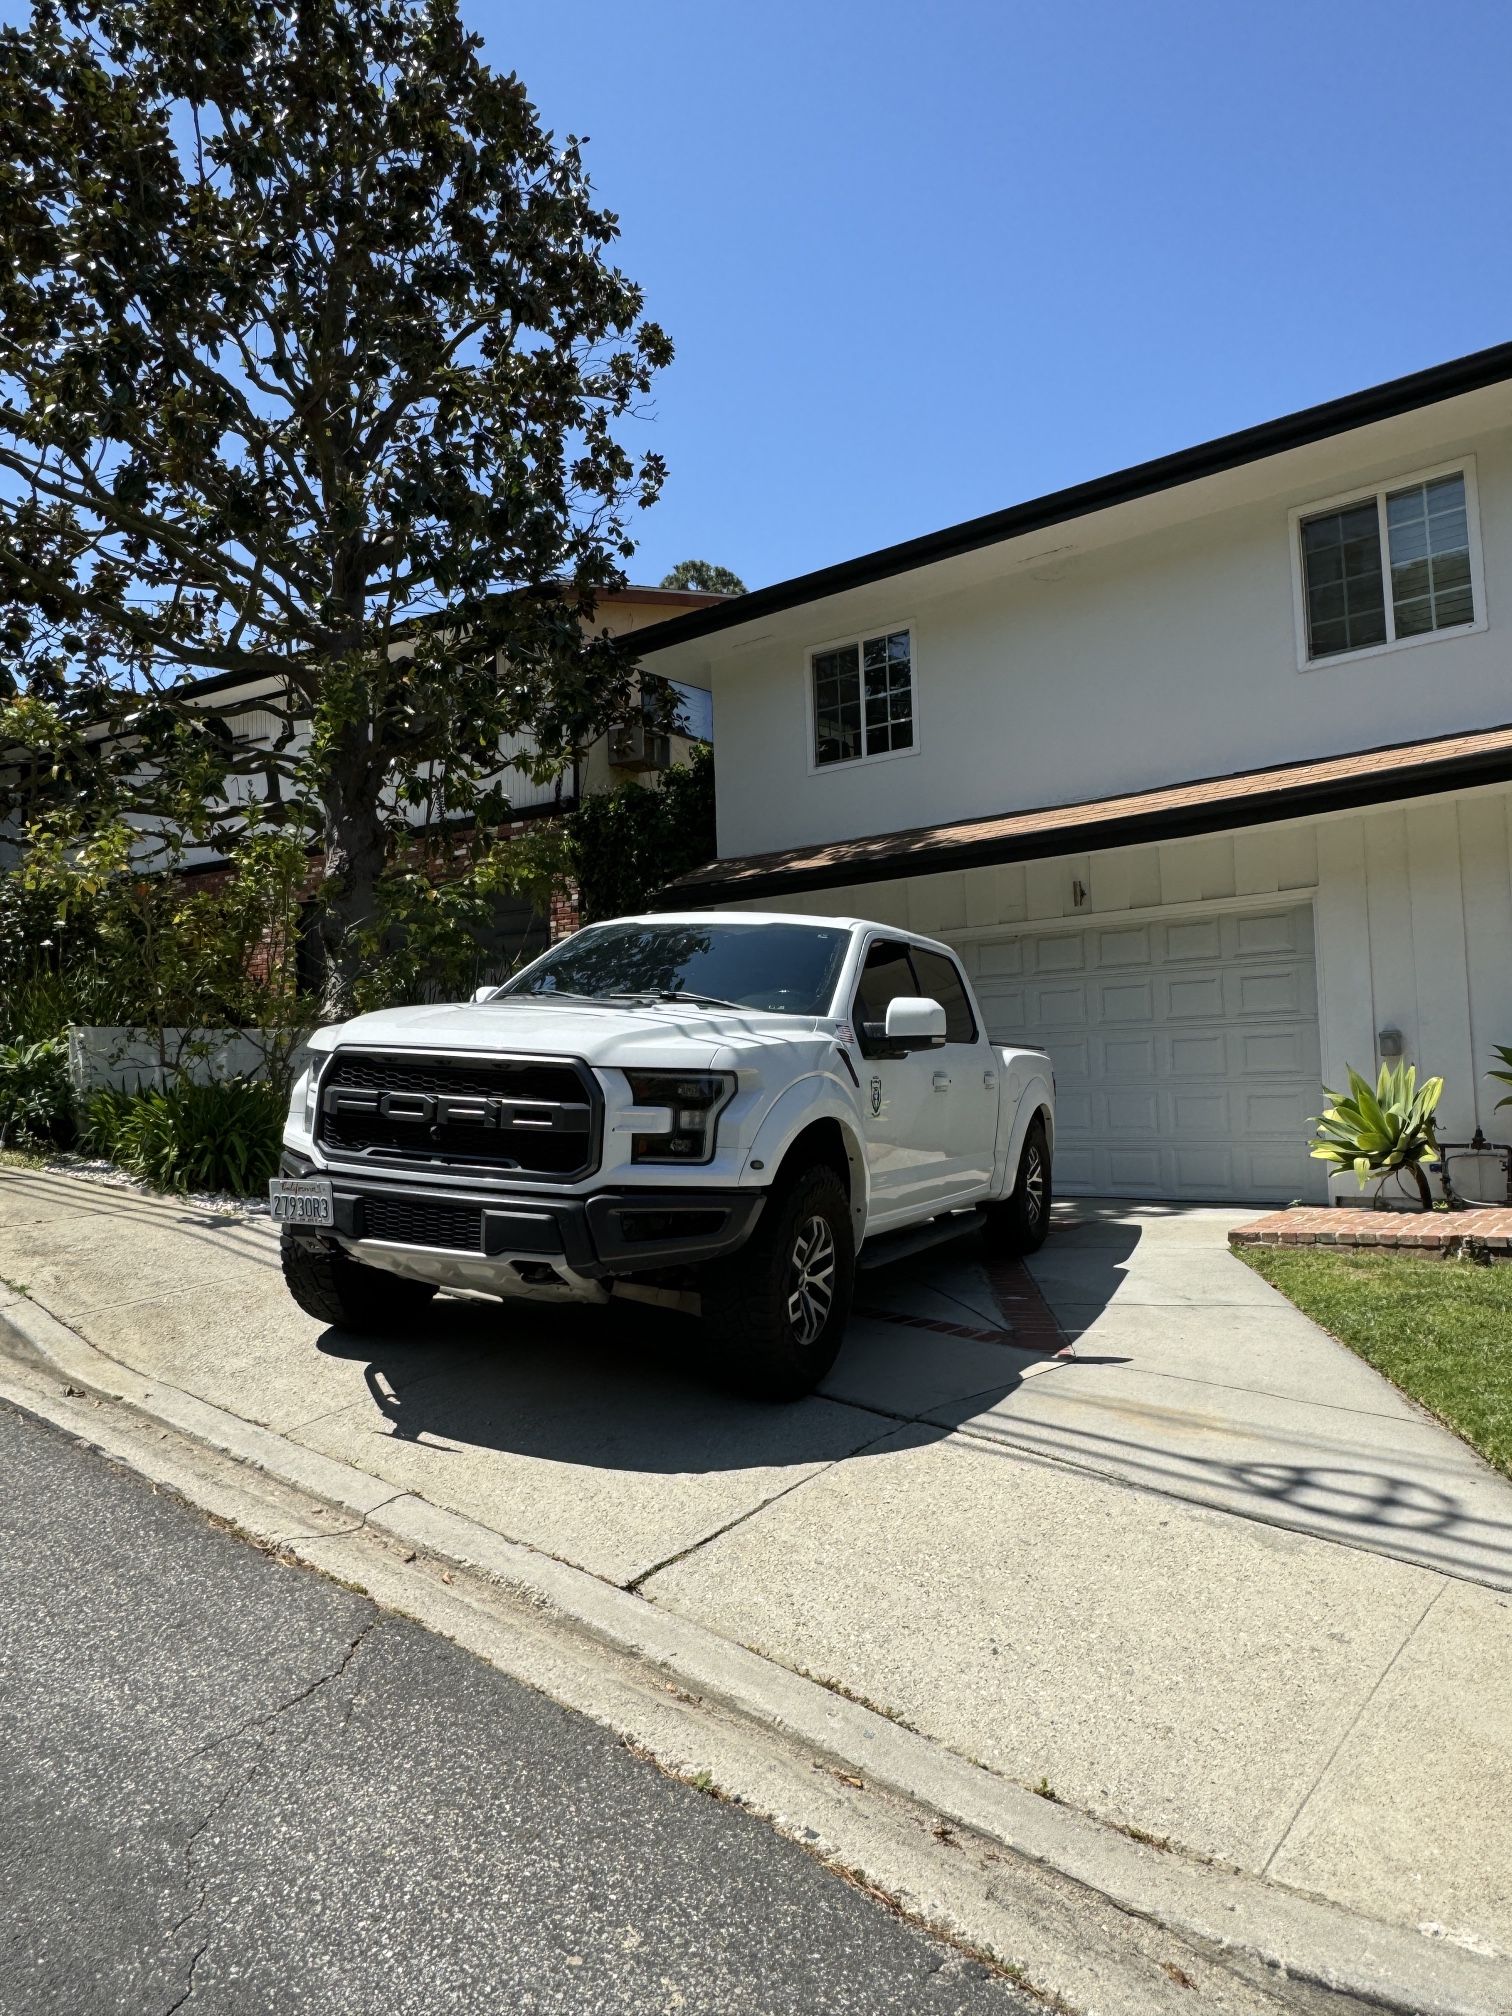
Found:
<box><xmin>852</xmin><ymin>939</ymin><xmax>918</xmax><ymax>1054</ymax></box>
<box><xmin>909</xmin><ymin>948</ymin><xmax>977</xmax><ymax>1043</ymax></box>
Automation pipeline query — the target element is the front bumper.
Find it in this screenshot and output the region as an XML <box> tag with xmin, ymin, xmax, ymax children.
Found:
<box><xmin>278</xmin><ymin>1151</ymin><xmax>765</xmax><ymax>1277</ymax></box>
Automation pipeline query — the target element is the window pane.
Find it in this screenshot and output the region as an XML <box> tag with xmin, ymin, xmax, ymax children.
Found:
<box><xmin>862</xmin><ymin>630</ymin><xmax>911</xmax><ymax>756</ymax></box>
<box><xmin>910</xmin><ymin>948</ymin><xmax>976</xmax><ymax>1042</ymax></box>
<box><xmin>1301</xmin><ymin>501</ymin><xmax>1386</xmax><ymax>657</ymax></box>
<box><xmin>1387</xmin><ymin>474</ymin><xmax>1473</xmax><ymax>637</ymax></box>
<box><xmin>853</xmin><ymin>939</ymin><xmax>919</xmax><ymax>1048</ymax></box>
<box><xmin>813</xmin><ymin>644</ymin><xmax>861</xmax><ymax>765</ymax></box>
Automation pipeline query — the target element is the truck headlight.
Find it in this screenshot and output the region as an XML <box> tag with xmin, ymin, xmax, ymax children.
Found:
<box><xmin>623</xmin><ymin>1071</ymin><xmax>736</xmax><ymax>1165</ymax></box>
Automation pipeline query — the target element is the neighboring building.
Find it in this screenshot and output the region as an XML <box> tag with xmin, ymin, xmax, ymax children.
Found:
<box><xmin>636</xmin><ymin>343</ymin><xmax>1512</xmax><ymax>1206</ymax></box>
<box><xmin>178</xmin><ymin>583</ymin><xmax>720</xmax><ymax>976</ymax></box>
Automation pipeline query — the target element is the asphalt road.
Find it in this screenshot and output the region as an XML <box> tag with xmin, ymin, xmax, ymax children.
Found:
<box><xmin>0</xmin><ymin>1401</ymin><xmax>1038</xmax><ymax>2016</ymax></box>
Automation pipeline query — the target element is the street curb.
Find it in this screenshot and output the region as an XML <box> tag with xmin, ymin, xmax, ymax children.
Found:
<box><xmin>4</xmin><ymin>1293</ymin><xmax>1508</xmax><ymax>2016</ymax></box>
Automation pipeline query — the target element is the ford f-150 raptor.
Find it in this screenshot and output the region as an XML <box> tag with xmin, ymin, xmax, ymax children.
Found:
<box><xmin>272</xmin><ymin>912</ymin><xmax>1054</xmax><ymax>1398</ymax></box>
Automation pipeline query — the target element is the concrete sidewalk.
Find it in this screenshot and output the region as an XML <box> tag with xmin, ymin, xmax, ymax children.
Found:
<box><xmin>3</xmin><ymin>1165</ymin><xmax>1511</xmax><ymax>2007</ymax></box>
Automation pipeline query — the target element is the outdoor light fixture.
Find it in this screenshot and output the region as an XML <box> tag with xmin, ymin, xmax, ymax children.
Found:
<box><xmin>1377</xmin><ymin>1027</ymin><xmax>1404</xmax><ymax>1058</ymax></box>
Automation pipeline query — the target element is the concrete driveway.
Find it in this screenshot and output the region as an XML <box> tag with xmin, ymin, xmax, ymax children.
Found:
<box><xmin>3</xmin><ymin>1166</ymin><xmax>1511</xmax><ymax>1965</ymax></box>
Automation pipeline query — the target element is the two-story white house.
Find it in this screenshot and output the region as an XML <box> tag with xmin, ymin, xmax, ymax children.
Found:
<box><xmin>636</xmin><ymin>343</ymin><xmax>1512</xmax><ymax>1206</ymax></box>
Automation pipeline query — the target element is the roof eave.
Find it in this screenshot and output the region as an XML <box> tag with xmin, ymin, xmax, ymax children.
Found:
<box><xmin>655</xmin><ymin>739</ymin><xmax>1512</xmax><ymax>909</ymax></box>
<box><xmin>634</xmin><ymin>338</ymin><xmax>1512</xmax><ymax>658</ymax></box>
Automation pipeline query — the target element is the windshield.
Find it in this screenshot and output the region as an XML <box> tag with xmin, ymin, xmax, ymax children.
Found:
<box><xmin>501</xmin><ymin>921</ymin><xmax>851</xmax><ymax>1016</ymax></box>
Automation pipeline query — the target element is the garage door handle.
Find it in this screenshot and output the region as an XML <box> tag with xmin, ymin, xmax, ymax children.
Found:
<box><xmin>933</xmin><ymin>1072</ymin><xmax>951</xmax><ymax>1092</ymax></box>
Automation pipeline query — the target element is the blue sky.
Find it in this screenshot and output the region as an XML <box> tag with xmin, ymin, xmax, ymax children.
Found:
<box><xmin>487</xmin><ymin>0</ymin><xmax>1512</xmax><ymax>592</ymax></box>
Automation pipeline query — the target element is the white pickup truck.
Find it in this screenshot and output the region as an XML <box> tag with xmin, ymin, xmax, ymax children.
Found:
<box><xmin>272</xmin><ymin>912</ymin><xmax>1054</xmax><ymax>1398</ymax></box>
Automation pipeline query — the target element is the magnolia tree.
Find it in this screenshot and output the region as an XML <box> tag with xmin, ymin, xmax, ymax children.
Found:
<box><xmin>0</xmin><ymin>0</ymin><xmax>671</xmax><ymax>1013</ymax></box>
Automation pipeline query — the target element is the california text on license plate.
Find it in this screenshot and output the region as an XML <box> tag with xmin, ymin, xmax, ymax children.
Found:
<box><xmin>268</xmin><ymin>1177</ymin><xmax>334</xmax><ymax>1226</ymax></box>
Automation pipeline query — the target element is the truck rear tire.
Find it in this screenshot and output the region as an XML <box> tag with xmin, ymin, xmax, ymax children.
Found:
<box><xmin>281</xmin><ymin>1230</ymin><xmax>438</xmax><ymax>1333</ymax></box>
<box><xmin>982</xmin><ymin>1117</ymin><xmax>1052</xmax><ymax>1257</ymax></box>
<box><xmin>701</xmin><ymin>1163</ymin><xmax>855</xmax><ymax>1400</ymax></box>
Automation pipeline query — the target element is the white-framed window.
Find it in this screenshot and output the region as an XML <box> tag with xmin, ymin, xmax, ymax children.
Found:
<box><xmin>1290</xmin><ymin>459</ymin><xmax>1486</xmax><ymax>668</ymax></box>
<box><xmin>810</xmin><ymin>626</ymin><xmax>915</xmax><ymax>767</ymax></box>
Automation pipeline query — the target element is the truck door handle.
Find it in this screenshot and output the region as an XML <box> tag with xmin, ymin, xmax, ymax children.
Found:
<box><xmin>983</xmin><ymin>1072</ymin><xmax>997</xmax><ymax>1090</ymax></box>
<box><xmin>933</xmin><ymin>1072</ymin><xmax>951</xmax><ymax>1092</ymax></box>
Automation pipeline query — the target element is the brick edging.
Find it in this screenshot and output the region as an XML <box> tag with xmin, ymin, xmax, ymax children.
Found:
<box><xmin>1230</xmin><ymin>1205</ymin><xmax>1512</xmax><ymax>1257</ymax></box>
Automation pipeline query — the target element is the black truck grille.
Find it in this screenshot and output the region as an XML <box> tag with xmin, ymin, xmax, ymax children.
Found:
<box><xmin>360</xmin><ymin>1195</ymin><xmax>484</xmax><ymax>1252</ymax></box>
<box><xmin>318</xmin><ymin>1051</ymin><xmax>597</xmax><ymax>1179</ymax></box>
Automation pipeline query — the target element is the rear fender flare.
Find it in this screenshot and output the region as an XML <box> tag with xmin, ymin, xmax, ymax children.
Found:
<box><xmin>994</xmin><ymin>1068</ymin><xmax>1055</xmax><ymax>1200</ymax></box>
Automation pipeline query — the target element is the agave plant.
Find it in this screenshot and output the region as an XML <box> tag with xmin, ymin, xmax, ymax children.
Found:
<box><xmin>1309</xmin><ymin>1060</ymin><xmax>1444</xmax><ymax>1209</ymax></box>
<box><xmin>1490</xmin><ymin>1046</ymin><xmax>1512</xmax><ymax>1113</ymax></box>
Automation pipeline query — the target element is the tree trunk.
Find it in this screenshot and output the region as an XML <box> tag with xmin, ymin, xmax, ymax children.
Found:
<box><xmin>317</xmin><ymin>734</ymin><xmax>387</xmax><ymax>1022</ymax></box>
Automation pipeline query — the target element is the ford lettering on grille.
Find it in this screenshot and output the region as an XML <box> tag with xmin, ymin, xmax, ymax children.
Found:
<box><xmin>324</xmin><ymin>1088</ymin><xmax>574</xmax><ymax>1132</ymax></box>
<box><xmin>317</xmin><ymin>1052</ymin><xmax>598</xmax><ymax>1179</ymax></box>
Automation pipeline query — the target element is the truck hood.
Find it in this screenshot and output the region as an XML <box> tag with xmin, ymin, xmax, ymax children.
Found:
<box><xmin>312</xmin><ymin>997</ymin><xmax>829</xmax><ymax>1073</ymax></box>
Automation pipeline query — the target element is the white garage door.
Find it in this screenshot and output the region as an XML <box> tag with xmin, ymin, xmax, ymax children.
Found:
<box><xmin>960</xmin><ymin>905</ymin><xmax>1325</xmax><ymax>1203</ymax></box>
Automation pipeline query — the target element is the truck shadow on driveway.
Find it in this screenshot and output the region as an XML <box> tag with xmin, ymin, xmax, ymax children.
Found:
<box><xmin>308</xmin><ymin>1204</ymin><xmax>1512</xmax><ymax>1591</ymax></box>
<box><xmin>308</xmin><ymin>1235</ymin><xmax>1107</xmax><ymax>1478</ymax></box>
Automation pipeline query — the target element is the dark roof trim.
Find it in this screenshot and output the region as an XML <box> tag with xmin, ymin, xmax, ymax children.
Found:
<box><xmin>635</xmin><ymin>339</ymin><xmax>1512</xmax><ymax>656</ymax></box>
<box><xmin>655</xmin><ymin>730</ymin><xmax>1512</xmax><ymax>908</ymax></box>
<box><xmin>172</xmin><ymin>584</ymin><xmax>728</xmax><ymax>705</ymax></box>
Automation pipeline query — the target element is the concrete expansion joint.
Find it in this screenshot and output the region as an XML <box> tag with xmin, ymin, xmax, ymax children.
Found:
<box><xmin>1259</xmin><ymin>1579</ymin><xmax>1451</xmax><ymax>1880</ymax></box>
<box><xmin>627</xmin><ymin>1419</ymin><xmax>906</xmax><ymax>1594</ymax></box>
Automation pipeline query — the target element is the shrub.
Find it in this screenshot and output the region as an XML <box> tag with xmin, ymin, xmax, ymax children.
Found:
<box><xmin>80</xmin><ymin>1077</ymin><xmax>284</xmax><ymax>1198</ymax></box>
<box><xmin>1310</xmin><ymin>1061</ymin><xmax>1444</xmax><ymax>1209</ymax></box>
<box><xmin>567</xmin><ymin>742</ymin><xmax>716</xmax><ymax>923</ymax></box>
<box><xmin>0</xmin><ymin>1036</ymin><xmax>72</xmax><ymax>1149</ymax></box>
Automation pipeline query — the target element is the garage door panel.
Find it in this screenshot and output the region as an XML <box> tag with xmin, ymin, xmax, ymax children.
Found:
<box><xmin>1167</xmin><ymin>1030</ymin><xmax>1228</xmax><ymax>1077</ymax></box>
<box><xmin>1030</xmin><ymin>982</ymin><xmax>1089</xmax><ymax>1023</ymax></box>
<box><xmin>1171</xmin><ymin>1089</ymin><xmax>1230</xmax><ymax>1134</ymax></box>
<box><xmin>1173</xmin><ymin>1147</ymin><xmax>1237</xmax><ymax>1191</ymax></box>
<box><xmin>1054</xmin><ymin>1145</ymin><xmax>1098</xmax><ymax>1188</ymax></box>
<box><xmin>1235</xmin><ymin>909</ymin><xmax>1313</xmax><ymax>956</ymax></box>
<box><xmin>1032</xmin><ymin>935</ymin><xmax>1086</xmax><ymax>973</ymax></box>
<box><xmin>977</xmin><ymin>941</ymin><xmax>1023</xmax><ymax>977</ymax></box>
<box><xmin>1096</xmin><ymin>926</ymin><xmax>1152</xmax><ymax>966</ymax></box>
<box><xmin>1100</xmin><ymin>1034</ymin><xmax>1156</xmax><ymax>1078</ymax></box>
<box><xmin>1164</xmin><ymin>972</ymin><xmax>1226</xmax><ymax>1019</ymax></box>
<box><xmin>1104</xmin><ymin>1088</ymin><xmax>1160</xmax><ymax>1133</ymax></box>
<box><xmin>1161</xmin><ymin>919</ymin><xmax>1223</xmax><ymax>961</ymax></box>
<box><xmin>971</xmin><ymin>903</ymin><xmax>1323</xmax><ymax>1204</ymax></box>
<box><xmin>1107</xmin><ymin>1147</ymin><xmax>1162</xmax><ymax>1190</ymax></box>
<box><xmin>1099</xmin><ymin>979</ymin><xmax>1155</xmax><ymax>1021</ymax></box>
<box><xmin>1234</xmin><ymin>965</ymin><xmax>1311</xmax><ymax>1016</ymax></box>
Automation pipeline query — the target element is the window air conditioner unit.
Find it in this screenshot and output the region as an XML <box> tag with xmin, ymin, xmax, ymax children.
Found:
<box><xmin>608</xmin><ymin>720</ymin><xmax>671</xmax><ymax>772</ymax></box>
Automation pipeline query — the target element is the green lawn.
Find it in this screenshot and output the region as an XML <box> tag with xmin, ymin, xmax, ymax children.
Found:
<box><xmin>1239</xmin><ymin>1246</ymin><xmax>1512</xmax><ymax>1478</ymax></box>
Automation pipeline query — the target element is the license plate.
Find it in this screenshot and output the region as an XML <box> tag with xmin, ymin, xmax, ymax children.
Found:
<box><xmin>268</xmin><ymin>1177</ymin><xmax>334</xmax><ymax>1227</ymax></box>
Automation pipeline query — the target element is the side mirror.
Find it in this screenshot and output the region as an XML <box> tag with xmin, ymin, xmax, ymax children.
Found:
<box><xmin>884</xmin><ymin>996</ymin><xmax>946</xmax><ymax>1051</ymax></box>
<box><xmin>471</xmin><ymin>984</ymin><xmax>498</xmax><ymax>1003</ymax></box>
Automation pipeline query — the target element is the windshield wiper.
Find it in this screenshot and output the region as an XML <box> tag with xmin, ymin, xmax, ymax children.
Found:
<box><xmin>500</xmin><ymin>989</ymin><xmax>604</xmax><ymax>1004</ymax></box>
<box><xmin>653</xmin><ymin>989</ymin><xmax>751</xmax><ymax>1011</ymax></box>
<box><xmin>602</xmin><ymin>989</ymin><xmax>750</xmax><ymax>1011</ymax></box>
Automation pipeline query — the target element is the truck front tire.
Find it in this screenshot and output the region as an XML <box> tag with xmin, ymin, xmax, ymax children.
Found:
<box><xmin>701</xmin><ymin>1164</ymin><xmax>855</xmax><ymax>1400</ymax></box>
<box><xmin>982</xmin><ymin>1117</ymin><xmax>1052</xmax><ymax>1257</ymax></box>
<box><xmin>281</xmin><ymin>1230</ymin><xmax>438</xmax><ymax>1332</ymax></box>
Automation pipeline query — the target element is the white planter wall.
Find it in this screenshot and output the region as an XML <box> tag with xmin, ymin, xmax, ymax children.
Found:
<box><xmin>67</xmin><ymin>1026</ymin><xmax>314</xmax><ymax>1097</ymax></box>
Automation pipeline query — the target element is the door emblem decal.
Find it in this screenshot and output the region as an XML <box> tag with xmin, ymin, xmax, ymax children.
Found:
<box><xmin>869</xmin><ymin>1075</ymin><xmax>883</xmax><ymax>1116</ymax></box>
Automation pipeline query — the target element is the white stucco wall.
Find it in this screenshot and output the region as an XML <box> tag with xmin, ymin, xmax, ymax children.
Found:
<box><xmin>725</xmin><ymin>783</ymin><xmax>1512</xmax><ymax>1202</ymax></box>
<box><xmin>703</xmin><ymin>414</ymin><xmax>1512</xmax><ymax>861</ymax></box>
